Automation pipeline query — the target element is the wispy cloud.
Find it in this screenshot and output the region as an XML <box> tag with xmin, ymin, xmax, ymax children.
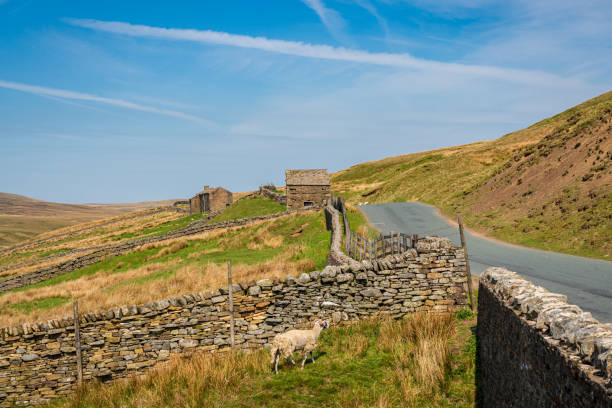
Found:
<box><xmin>300</xmin><ymin>0</ymin><xmax>346</xmax><ymax>41</ymax></box>
<box><xmin>66</xmin><ymin>19</ymin><xmax>569</xmax><ymax>86</ymax></box>
<box><xmin>353</xmin><ymin>0</ymin><xmax>389</xmax><ymax>35</ymax></box>
<box><xmin>0</xmin><ymin>79</ymin><xmax>213</xmax><ymax>124</ymax></box>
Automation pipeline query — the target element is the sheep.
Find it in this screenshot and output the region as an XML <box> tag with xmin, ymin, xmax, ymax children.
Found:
<box><xmin>270</xmin><ymin>320</ymin><xmax>329</xmax><ymax>374</ymax></box>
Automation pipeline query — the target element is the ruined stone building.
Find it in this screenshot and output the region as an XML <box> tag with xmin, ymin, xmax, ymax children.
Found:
<box><xmin>285</xmin><ymin>169</ymin><xmax>330</xmax><ymax>210</ymax></box>
<box><xmin>190</xmin><ymin>186</ymin><xmax>233</xmax><ymax>214</ymax></box>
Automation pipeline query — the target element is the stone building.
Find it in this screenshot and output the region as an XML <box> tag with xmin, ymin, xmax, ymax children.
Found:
<box><xmin>285</xmin><ymin>169</ymin><xmax>330</xmax><ymax>210</ymax></box>
<box><xmin>190</xmin><ymin>186</ymin><xmax>233</xmax><ymax>214</ymax></box>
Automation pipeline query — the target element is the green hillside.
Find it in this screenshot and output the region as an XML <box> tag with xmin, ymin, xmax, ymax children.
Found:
<box><xmin>333</xmin><ymin>91</ymin><xmax>612</xmax><ymax>259</ymax></box>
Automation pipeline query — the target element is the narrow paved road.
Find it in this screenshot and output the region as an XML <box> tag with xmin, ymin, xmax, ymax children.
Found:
<box><xmin>359</xmin><ymin>202</ymin><xmax>612</xmax><ymax>323</ymax></box>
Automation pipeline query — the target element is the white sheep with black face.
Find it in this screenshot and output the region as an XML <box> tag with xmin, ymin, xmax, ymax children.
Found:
<box><xmin>270</xmin><ymin>320</ymin><xmax>329</xmax><ymax>374</ymax></box>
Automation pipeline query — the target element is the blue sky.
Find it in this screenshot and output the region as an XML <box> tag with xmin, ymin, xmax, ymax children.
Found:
<box><xmin>1</xmin><ymin>0</ymin><xmax>611</xmax><ymax>203</ymax></box>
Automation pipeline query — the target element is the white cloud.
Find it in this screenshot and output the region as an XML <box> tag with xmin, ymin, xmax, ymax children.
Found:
<box><xmin>66</xmin><ymin>19</ymin><xmax>570</xmax><ymax>86</ymax></box>
<box><xmin>300</xmin><ymin>0</ymin><xmax>347</xmax><ymax>41</ymax></box>
<box><xmin>0</xmin><ymin>79</ymin><xmax>213</xmax><ymax>125</ymax></box>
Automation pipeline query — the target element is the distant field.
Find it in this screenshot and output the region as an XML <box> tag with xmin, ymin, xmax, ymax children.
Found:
<box><xmin>0</xmin><ymin>192</ymin><xmax>177</xmax><ymax>248</ymax></box>
<box><xmin>0</xmin><ymin>209</ymin><xmax>191</xmax><ymax>278</ymax></box>
<box><xmin>0</xmin><ymin>209</ymin><xmax>330</xmax><ymax>328</ymax></box>
<box><xmin>333</xmin><ymin>91</ymin><xmax>612</xmax><ymax>259</ymax></box>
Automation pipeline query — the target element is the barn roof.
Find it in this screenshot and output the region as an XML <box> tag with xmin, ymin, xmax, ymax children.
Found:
<box><xmin>285</xmin><ymin>169</ymin><xmax>330</xmax><ymax>186</ymax></box>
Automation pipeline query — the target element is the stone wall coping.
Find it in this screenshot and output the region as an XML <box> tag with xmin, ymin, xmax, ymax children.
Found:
<box><xmin>481</xmin><ymin>267</ymin><xmax>612</xmax><ymax>382</ymax></box>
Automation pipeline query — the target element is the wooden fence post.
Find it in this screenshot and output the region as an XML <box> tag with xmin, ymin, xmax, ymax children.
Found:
<box><xmin>382</xmin><ymin>237</ymin><xmax>386</xmax><ymax>257</ymax></box>
<box><xmin>362</xmin><ymin>238</ymin><xmax>366</xmax><ymax>261</ymax></box>
<box><xmin>395</xmin><ymin>232</ymin><xmax>399</xmax><ymax>255</ymax></box>
<box><xmin>457</xmin><ymin>216</ymin><xmax>475</xmax><ymax>310</ymax></box>
<box><xmin>227</xmin><ymin>261</ymin><xmax>236</xmax><ymax>348</ymax></box>
<box><xmin>73</xmin><ymin>300</ymin><xmax>83</xmax><ymax>386</ymax></box>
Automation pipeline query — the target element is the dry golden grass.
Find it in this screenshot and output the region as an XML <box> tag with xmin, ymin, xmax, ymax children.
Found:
<box><xmin>2</xmin><ymin>211</ymin><xmax>326</xmax><ymax>328</ymax></box>
<box><xmin>378</xmin><ymin>313</ymin><xmax>456</xmax><ymax>402</ymax></box>
<box><xmin>0</xmin><ymin>249</ymin><xmax>99</xmax><ymax>279</ymax></box>
<box><xmin>59</xmin><ymin>349</ymin><xmax>270</xmax><ymax>408</ymax></box>
<box><xmin>0</xmin><ymin>257</ymin><xmax>313</xmax><ymax>328</ymax></box>
<box><xmin>51</xmin><ymin>313</ymin><xmax>462</xmax><ymax>408</ymax></box>
<box><xmin>232</xmin><ymin>191</ymin><xmax>256</xmax><ymax>201</ymax></box>
<box><xmin>147</xmin><ymin>241</ymin><xmax>189</xmax><ymax>260</ymax></box>
<box><xmin>0</xmin><ymin>211</ymin><xmax>186</xmax><ymax>278</ymax></box>
<box><xmin>0</xmin><ymin>191</ymin><xmax>176</xmax><ymax>248</ymax></box>
<box><xmin>0</xmin><ymin>194</ymin><xmax>162</xmax><ymax>247</ymax></box>
<box><xmin>33</xmin><ymin>207</ymin><xmax>169</xmax><ymax>240</ymax></box>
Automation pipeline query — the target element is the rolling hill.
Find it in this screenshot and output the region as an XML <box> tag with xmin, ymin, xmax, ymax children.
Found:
<box><xmin>332</xmin><ymin>91</ymin><xmax>612</xmax><ymax>259</ymax></box>
<box><xmin>0</xmin><ymin>193</ymin><xmax>176</xmax><ymax>248</ymax></box>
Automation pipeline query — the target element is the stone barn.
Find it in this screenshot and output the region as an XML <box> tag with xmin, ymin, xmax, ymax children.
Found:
<box><xmin>285</xmin><ymin>169</ymin><xmax>330</xmax><ymax>210</ymax></box>
<box><xmin>190</xmin><ymin>186</ymin><xmax>233</xmax><ymax>214</ymax></box>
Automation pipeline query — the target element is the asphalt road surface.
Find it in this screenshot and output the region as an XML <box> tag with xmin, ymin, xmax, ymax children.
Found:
<box><xmin>359</xmin><ymin>202</ymin><xmax>612</xmax><ymax>323</ymax></box>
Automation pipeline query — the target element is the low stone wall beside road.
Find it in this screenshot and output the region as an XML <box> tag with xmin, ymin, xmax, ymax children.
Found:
<box><xmin>478</xmin><ymin>267</ymin><xmax>612</xmax><ymax>407</ymax></box>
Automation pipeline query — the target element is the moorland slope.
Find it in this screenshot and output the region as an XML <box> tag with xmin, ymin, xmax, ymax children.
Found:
<box><xmin>333</xmin><ymin>91</ymin><xmax>612</xmax><ymax>259</ymax></box>
<box><xmin>0</xmin><ymin>193</ymin><xmax>175</xmax><ymax>247</ymax></box>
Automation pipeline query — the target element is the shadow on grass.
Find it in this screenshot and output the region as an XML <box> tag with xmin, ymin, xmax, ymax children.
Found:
<box><xmin>473</xmin><ymin>323</ymin><xmax>483</xmax><ymax>408</ymax></box>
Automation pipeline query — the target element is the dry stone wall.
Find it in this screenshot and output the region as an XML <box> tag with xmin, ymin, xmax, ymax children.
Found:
<box><xmin>478</xmin><ymin>267</ymin><xmax>612</xmax><ymax>407</ymax></box>
<box><xmin>259</xmin><ymin>186</ymin><xmax>287</xmax><ymax>206</ymax></box>
<box><xmin>0</xmin><ymin>214</ymin><xmax>468</xmax><ymax>406</ymax></box>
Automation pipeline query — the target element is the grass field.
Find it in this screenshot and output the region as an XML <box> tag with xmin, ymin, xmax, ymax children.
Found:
<box><xmin>332</xmin><ymin>91</ymin><xmax>612</xmax><ymax>259</ymax></box>
<box><xmin>0</xmin><ymin>211</ymin><xmax>330</xmax><ymax>327</ymax></box>
<box><xmin>49</xmin><ymin>312</ymin><xmax>477</xmax><ymax>408</ymax></box>
<box><xmin>0</xmin><ymin>210</ymin><xmax>189</xmax><ymax>278</ymax></box>
<box><xmin>209</xmin><ymin>196</ymin><xmax>286</xmax><ymax>224</ymax></box>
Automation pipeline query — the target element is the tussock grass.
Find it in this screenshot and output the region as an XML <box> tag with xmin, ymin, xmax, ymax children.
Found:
<box><xmin>53</xmin><ymin>349</ymin><xmax>270</xmax><ymax>408</ymax></box>
<box><xmin>51</xmin><ymin>314</ymin><xmax>475</xmax><ymax>408</ymax></box>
